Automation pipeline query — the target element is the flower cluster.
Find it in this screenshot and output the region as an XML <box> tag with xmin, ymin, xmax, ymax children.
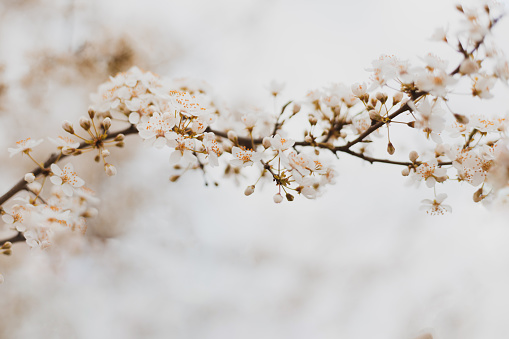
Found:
<box><xmin>2</xmin><ymin>1</ymin><xmax>509</xmax><ymax>259</ymax></box>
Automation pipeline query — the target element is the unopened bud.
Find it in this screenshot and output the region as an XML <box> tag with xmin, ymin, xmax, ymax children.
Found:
<box><xmin>169</xmin><ymin>175</ymin><xmax>180</xmax><ymax>182</ymax></box>
<box><xmin>286</xmin><ymin>193</ymin><xmax>294</xmax><ymax>201</ymax></box>
<box><xmin>304</xmin><ymin>135</ymin><xmax>313</xmax><ymax>143</ymax></box>
<box><xmin>62</xmin><ymin>120</ymin><xmax>74</xmax><ymax>134</ymax></box>
<box><xmin>1</xmin><ymin>242</ymin><xmax>12</xmax><ymax>249</ymax></box>
<box><xmin>401</xmin><ymin>167</ymin><xmax>410</xmax><ymax>176</ymax></box>
<box><xmin>244</xmin><ymin>185</ymin><xmax>255</xmax><ymax>196</ymax></box>
<box><xmin>435</xmin><ymin>175</ymin><xmax>448</xmax><ymax>183</ymax></box>
<box><xmin>292</xmin><ymin>103</ymin><xmax>301</xmax><ymax>115</ymax></box>
<box><xmin>308</xmin><ymin>115</ymin><xmax>318</xmax><ymax>125</ymax></box>
<box><xmin>369</xmin><ymin>110</ymin><xmax>381</xmax><ymax>121</ymax></box>
<box><xmin>2</xmin><ymin>249</ymin><xmax>11</xmax><ymax>256</ymax></box>
<box><xmin>79</xmin><ymin>117</ymin><xmax>91</xmax><ymax>131</ymax></box>
<box><xmin>387</xmin><ymin>142</ymin><xmax>395</xmax><ymax>155</ymax></box>
<box><xmin>407</xmin><ymin>121</ymin><xmax>415</xmax><ymax>128</ymax></box>
<box><xmin>24</xmin><ymin>173</ymin><xmax>35</xmax><ymax>183</ymax></box>
<box><xmin>227</xmin><ymin>130</ymin><xmax>237</xmax><ymax>142</ymax></box>
<box><xmin>473</xmin><ymin>188</ymin><xmax>484</xmax><ymax>202</ymax></box>
<box><xmin>101</xmin><ymin>149</ymin><xmax>111</xmax><ymax>157</ymax></box>
<box><xmin>88</xmin><ymin>108</ymin><xmax>96</xmax><ymax>119</ymax></box>
<box><xmin>262</xmin><ymin>137</ymin><xmax>271</xmax><ymax>149</ymax></box>
<box><xmin>116</xmin><ymin>142</ymin><xmax>125</xmax><ymax>148</ymax></box>
<box><xmin>456</xmin><ymin>4</ymin><xmax>464</xmax><ymax>13</ymax></box>
<box><xmin>62</xmin><ymin>147</ymin><xmax>75</xmax><ymax>155</ymax></box>
<box><xmin>114</xmin><ymin>134</ymin><xmax>125</xmax><ymax>142</ymax></box>
<box><xmin>375</xmin><ymin>92</ymin><xmax>387</xmax><ymax>103</ymax></box>
<box><xmin>409</xmin><ymin>151</ymin><xmax>419</xmax><ymax>162</ymax></box>
<box><xmin>454</xmin><ymin>114</ymin><xmax>469</xmax><ymax>125</ymax></box>
<box><xmin>94</xmin><ymin>155</ymin><xmax>101</xmax><ymax>162</ymax></box>
<box><xmin>101</xmin><ymin>118</ymin><xmax>111</xmax><ymax>131</ymax></box>
<box><xmin>104</xmin><ymin>163</ymin><xmax>117</xmax><ymax>176</ymax></box>
<box><xmin>393</xmin><ymin>92</ymin><xmax>404</xmax><ymax>105</ymax></box>
<box><xmin>459</xmin><ymin>59</ymin><xmax>480</xmax><ymax>75</ymax></box>
<box><xmin>273</xmin><ymin>193</ymin><xmax>283</xmax><ymax>204</ymax></box>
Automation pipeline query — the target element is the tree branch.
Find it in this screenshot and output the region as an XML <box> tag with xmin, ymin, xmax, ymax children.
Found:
<box><xmin>0</xmin><ymin>124</ymin><xmax>138</xmax><ymax>207</ymax></box>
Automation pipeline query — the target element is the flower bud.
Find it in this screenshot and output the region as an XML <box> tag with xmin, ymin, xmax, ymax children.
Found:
<box><xmin>104</xmin><ymin>163</ymin><xmax>117</xmax><ymax>176</ymax></box>
<box><xmin>459</xmin><ymin>59</ymin><xmax>480</xmax><ymax>75</ymax></box>
<box><xmin>286</xmin><ymin>193</ymin><xmax>294</xmax><ymax>201</ymax></box>
<box><xmin>304</xmin><ymin>135</ymin><xmax>313</xmax><ymax>143</ymax></box>
<box><xmin>308</xmin><ymin>115</ymin><xmax>318</xmax><ymax>125</ymax></box>
<box><xmin>387</xmin><ymin>142</ymin><xmax>395</xmax><ymax>155</ymax></box>
<box><xmin>101</xmin><ymin>149</ymin><xmax>111</xmax><ymax>157</ymax></box>
<box><xmin>227</xmin><ymin>130</ymin><xmax>237</xmax><ymax>142</ymax></box>
<box><xmin>101</xmin><ymin>118</ymin><xmax>112</xmax><ymax>131</ymax></box>
<box><xmin>1</xmin><ymin>242</ymin><xmax>12</xmax><ymax>250</ymax></box>
<box><xmin>273</xmin><ymin>193</ymin><xmax>283</xmax><ymax>204</ymax></box>
<box><xmin>402</xmin><ymin>167</ymin><xmax>410</xmax><ymax>176</ymax></box>
<box><xmin>409</xmin><ymin>151</ymin><xmax>419</xmax><ymax>162</ymax></box>
<box><xmin>473</xmin><ymin>188</ymin><xmax>485</xmax><ymax>202</ymax></box>
<box><xmin>114</xmin><ymin>134</ymin><xmax>125</xmax><ymax>142</ymax></box>
<box><xmin>62</xmin><ymin>120</ymin><xmax>74</xmax><ymax>134</ymax></box>
<box><xmin>454</xmin><ymin>114</ymin><xmax>469</xmax><ymax>125</ymax></box>
<box><xmin>262</xmin><ymin>137</ymin><xmax>271</xmax><ymax>149</ymax></box>
<box><xmin>244</xmin><ymin>185</ymin><xmax>255</xmax><ymax>196</ymax></box>
<box><xmin>369</xmin><ymin>110</ymin><xmax>381</xmax><ymax>121</ymax></box>
<box><xmin>24</xmin><ymin>173</ymin><xmax>35</xmax><ymax>183</ymax></box>
<box><xmin>169</xmin><ymin>175</ymin><xmax>180</xmax><ymax>182</ymax></box>
<box><xmin>393</xmin><ymin>92</ymin><xmax>404</xmax><ymax>105</ymax></box>
<box><xmin>79</xmin><ymin>117</ymin><xmax>91</xmax><ymax>131</ymax></box>
<box><xmin>375</xmin><ymin>92</ymin><xmax>387</xmax><ymax>103</ymax></box>
<box><xmin>292</xmin><ymin>103</ymin><xmax>301</xmax><ymax>115</ymax></box>
<box><xmin>88</xmin><ymin>108</ymin><xmax>96</xmax><ymax>119</ymax></box>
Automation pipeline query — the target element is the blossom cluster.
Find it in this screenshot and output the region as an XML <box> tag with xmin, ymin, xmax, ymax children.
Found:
<box><xmin>1</xmin><ymin>1</ymin><xmax>509</xmax><ymax>260</ymax></box>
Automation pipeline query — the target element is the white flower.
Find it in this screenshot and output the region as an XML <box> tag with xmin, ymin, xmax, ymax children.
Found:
<box><xmin>169</xmin><ymin>90</ymin><xmax>210</xmax><ymax>117</ymax></box>
<box><xmin>269</xmin><ymin>134</ymin><xmax>295</xmax><ymax>151</ymax></box>
<box><xmin>420</xmin><ymin>193</ymin><xmax>452</xmax><ymax>215</ymax></box>
<box><xmin>413</xmin><ymin>159</ymin><xmax>448</xmax><ymax>187</ymax></box>
<box><xmin>472</xmin><ymin>75</ymin><xmax>495</xmax><ymax>99</ymax></box>
<box><xmin>48</xmin><ymin>136</ymin><xmax>80</xmax><ymax>154</ymax></box>
<box><xmin>50</xmin><ymin>163</ymin><xmax>85</xmax><ymax>196</ymax></box>
<box><xmin>410</xmin><ymin>99</ymin><xmax>445</xmax><ymax>143</ymax></box>
<box><xmin>351</xmin><ymin>82</ymin><xmax>368</xmax><ymax>97</ymax></box>
<box><xmin>266</xmin><ymin>80</ymin><xmax>285</xmax><ymax>96</ymax></box>
<box><xmin>230</xmin><ymin>146</ymin><xmax>261</xmax><ymax>167</ymax></box>
<box><xmin>8</xmin><ymin>138</ymin><xmax>43</xmax><ymax>157</ymax></box>
<box><xmin>167</xmin><ymin>133</ymin><xmax>197</xmax><ymax>164</ymax></box>
<box><xmin>137</xmin><ymin>112</ymin><xmax>177</xmax><ymax>148</ymax></box>
<box><xmin>203</xmin><ymin>132</ymin><xmax>221</xmax><ymax>167</ymax></box>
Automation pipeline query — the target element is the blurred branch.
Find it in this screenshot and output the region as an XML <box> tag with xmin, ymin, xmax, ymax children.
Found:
<box><xmin>0</xmin><ymin>124</ymin><xmax>138</xmax><ymax>207</ymax></box>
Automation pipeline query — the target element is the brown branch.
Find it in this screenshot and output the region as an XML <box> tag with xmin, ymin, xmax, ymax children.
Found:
<box><xmin>0</xmin><ymin>124</ymin><xmax>138</xmax><ymax>207</ymax></box>
<box><xmin>2</xmin><ymin>232</ymin><xmax>25</xmax><ymax>245</ymax></box>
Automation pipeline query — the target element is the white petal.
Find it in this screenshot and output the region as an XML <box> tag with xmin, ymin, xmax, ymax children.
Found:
<box><xmin>169</xmin><ymin>151</ymin><xmax>182</xmax><ymax>164</ymax></box>
<box><xmin>62</xmin><ymin>184</ymin><xmax>73</xmax><ymax>197</ymax></box>
<box><xmin>2</xmin><ymin>214</ymin><xmax>14</xmax><ymax>224</ymax></box>
<box><xmin>129</xmin><ymin>112</ymin><xmax>141</xmax><ymax>124</ymax></box>
<box><xmin>50</xmin><ymin>164</ymin><xmax>62</xmax><ymax>176</ymax></box>
<box><xmin>50</xmin><ymin>176</ymin><xmax>63</xmax><ymax>186</ymax></box>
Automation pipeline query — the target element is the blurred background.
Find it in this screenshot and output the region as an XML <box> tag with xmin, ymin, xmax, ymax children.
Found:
<box><xmin>0</xmin><ymin>0</ymin><xmax>509</xmax><ymax>338</ymax></box>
